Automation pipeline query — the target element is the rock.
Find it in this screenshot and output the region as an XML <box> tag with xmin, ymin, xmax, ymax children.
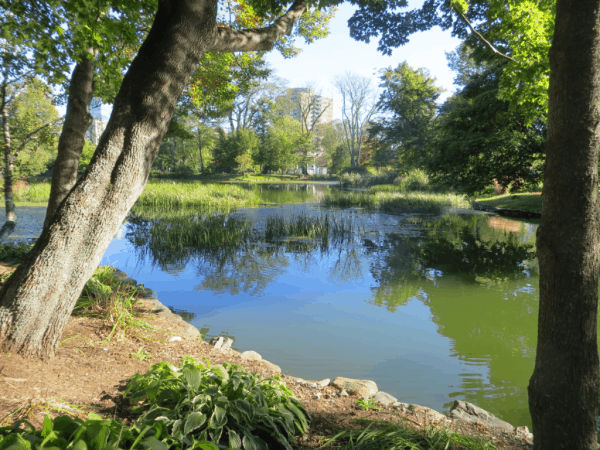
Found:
<box><xmin>313</xmin><ymin>393</ymin><xmax>321</xmax><ymax>400</ymax></box>
<box><xmin>169</xmin><ymin>336</ymin><xmax>182</xmax><ymax>342</ymax></box>
<box><xmin>240</xmin><ymin>350</ymin><xmax>262</xmax><ymax>361</ymax></box>
<box><xmin>372</xmin><ymin>391</ymin><xmax>398</xmax><ymax>406</ymax></box>
<box><xmin>317</xmin><ymin>378</ymin><xmax>331</xmax><ymax>387</ymax></box>
<box><xmin>448</xmin><ymin>400</ymin><xmax>514</xmax><ymax>433</ymax></box>
<box><xmin>392</xmin><ymin>402</ymin><xmax>409</xmax><ymax>411</ymax></box>
<box><xmin>332</xmin><ymin>377</ymin><xmax>378</xmax><ymax>398</ymax></box>
<box><xmin>261</xmin><ymin>360</ymin><xmax>282</xmax><ymax>373</ymax></box>
<box><xmin>515</xmin><ymin>426</ymin><xmax>534</xmax><ymax>443</ymax></box>
<box><xmin>221</xmin><ymin>338</ymin><xmax>233</xmax><ymax>350</ymax></box>
<box><xmin>409</xmin><ymin>404</ymin><xmax>447</xmax><ymax>422</ymax></box>
<box><xmin>209</xmin><ymin>336</ymin><xmax>225</xmax><ymax>348</ymax></box>
<box><xmin>299</xmin><ymin>380</ymin><xmax>319</xmax><ymax>389</ymax></box>
<box><xmin>340</xmin><ymin>389</ymin><xmax>349</xmax><ymax>397</ymax></box>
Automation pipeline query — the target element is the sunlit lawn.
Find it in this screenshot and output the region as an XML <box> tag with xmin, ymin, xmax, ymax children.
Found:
<box><xmin>475</xmin><ymin>193</ymin><xmax>542</xmax><ymax>211</ymax></box>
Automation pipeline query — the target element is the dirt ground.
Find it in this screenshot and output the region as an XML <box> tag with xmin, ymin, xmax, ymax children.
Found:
<box><xmin>0</xmin><ymin>265</ymin><xmax>532</xmax><ymax>449</ymax></box>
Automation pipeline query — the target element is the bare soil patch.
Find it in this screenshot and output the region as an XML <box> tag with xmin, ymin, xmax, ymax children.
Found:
<box><xmin>0</xmin><ymin>269</ymin><xmax>531</xmax><ymax>449</ymax></box>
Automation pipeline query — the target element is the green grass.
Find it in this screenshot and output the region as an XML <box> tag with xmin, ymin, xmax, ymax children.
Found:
<box><xmin>12</xmin><ymin>182</ymin><xmax>51</xmax><ymax>203</ymax></box>
<box><xmin>136</xmin><ymin>181</ymin><xmax>261</xmax><ymax>210</ymax></box>
<box><xmin>323</xmin><ymin>420</ymin><xmax>498</xmax><ymax>450</ymax></box>
<box><xmin>324</xmin><ymin>190</ymin><xmax>470</xmax><ymax>214</ymax></box>
<box><xmin>475</xmin><ymin>193</ymin><xmax>542</xmax><ymax>211</ymax></box>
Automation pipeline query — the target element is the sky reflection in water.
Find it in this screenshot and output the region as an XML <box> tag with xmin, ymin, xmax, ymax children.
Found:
<box><xmin>102</xmin><ymin>198</ymin><xmax>540</xmax><ymax>429</ymax></box>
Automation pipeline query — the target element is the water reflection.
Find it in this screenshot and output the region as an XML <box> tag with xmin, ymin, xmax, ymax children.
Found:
<box><xmin>116</xmin><ymin>207</ymin><xmax>541</xmax><ymax>428</ymax></box>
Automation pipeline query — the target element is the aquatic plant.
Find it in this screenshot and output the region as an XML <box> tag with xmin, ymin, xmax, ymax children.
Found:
<box><xmin>12</xmin><ymin>182</ymin><xmax>51</xmax><ymax>203</ymax></box>
<box><xmin>322</xmin><ymin>191</ymin><xmax>376</xmax><ymax>209</ymax></box>
<box><xmin>265</xmin><ymin>212</ymin><xmax>359</xmax><ymax>241</ymax></box>
<box><xmin>136</xmin><ymin>182</ymin><xmax>261</xmax><ymax>210</ymax></box>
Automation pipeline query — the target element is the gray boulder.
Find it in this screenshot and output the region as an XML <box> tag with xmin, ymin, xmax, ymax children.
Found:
<box><xmin>372</xmin><ymin>391</ymin><xmax>398</xmax><ymax>406</ymax></box>
<box><xmin>448</xmin><ymin>400</ymin><xmax>514</xmax><ymax>433</ymax></box>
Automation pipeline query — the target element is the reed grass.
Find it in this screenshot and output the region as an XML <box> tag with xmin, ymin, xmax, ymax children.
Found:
<box><xmin>324</xmin><ymin>420</ymin><xmax>498</xmax><ymax>450</ymax></box>
<box><xmin>265</xmin><ymin>212</ymin><xmax>359</xmax><ymax>241</ymax></box>
<box><xmin>12</xmin><ymin>182</ymin><xmax>51</xmax><ymax>203</ymax></box>
<box><xmin>136</xmin><ymin>181</ymin><xmax>261</xmax><ymax>210</ymax></box>
<box><xmin>323</xmin><ymin>190</ymin><xmax>469</xmax><ymax>214</ymax></box>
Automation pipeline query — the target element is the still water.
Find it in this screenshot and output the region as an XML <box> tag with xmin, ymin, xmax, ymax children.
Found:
<box><xmin>100</xmin><ymin>184</ymin><xmax>542</xmax><ymax>429</ymax></box>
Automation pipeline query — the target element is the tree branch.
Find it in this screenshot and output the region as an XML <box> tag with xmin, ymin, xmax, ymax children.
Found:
<box><xmin>13</xmin><ymin>119</ymin><xmax>61</xmax><ymax>158</ymax></box>
<box><xmin>207</xmin><ymin>0</ymin><xmax>308</xmax><ymax>52</ymax></box>
<box><xmin>454</xmin><ymin>8</ymin><xmax>518</xmax><ymax>63</ymax></box>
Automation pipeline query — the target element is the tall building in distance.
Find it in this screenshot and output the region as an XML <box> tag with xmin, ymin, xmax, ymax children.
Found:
<box><xmin>85</xmin><ymin>98</ymin><xmax>107</xmax><ymax>145</ymax></box>
<box><xmin>287</xmin><ymin>88</ymin><xmax>333</xmax><ymax>129</ymax></box>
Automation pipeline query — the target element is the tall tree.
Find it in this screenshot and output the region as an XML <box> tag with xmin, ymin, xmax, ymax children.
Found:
<box><xmin>0</xmin><ymin>0</ymin><xmax>310</xmax><ymax>358</ymax></box>
<box><xmin>333</xmin><ymin>71</ymin><xmax>377</xmax><ymax>167</ymax></box>
<box><xmin>527</xmin><ymin>0</ymin><xmax>600</xmax><ymax>448</ymax></box>
<box><xmin>0</xmin><ymin>40</ymin><xmax>60</xmax><ymax>241</ymax></box>
<box><xmin>372</xmin><ymin>62</ymin><xmax>443</xmax><ymax>171</ymax></box>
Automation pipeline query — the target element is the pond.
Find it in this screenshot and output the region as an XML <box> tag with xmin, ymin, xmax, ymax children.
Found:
<box><xmin>0</xmin><ymin>183</ymin><xmax>553</xmax><ymax>429</ymax></box>
<box><xmin>100</xmin><ymin>183</ymin><xmax>542</xmax><ymax>429</ymax></box>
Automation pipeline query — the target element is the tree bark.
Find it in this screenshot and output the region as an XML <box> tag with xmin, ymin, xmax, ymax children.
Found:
<box><xmin>0</xmin><ymin>79</ymin><xmax>16</xmax><ymax>242</ymax></box>
<box><xmin>0</xmin><ymin>0</ymin><xmax>307</xmax><ymax>359</ymax></box>
<box><xmin>43</xmin><ymin>55</ymin><xmax>95</xmax><ymax>231</ymax></box>
<box><xmin>528</xmin><ymin>0</ymin><xmax>600</xmax><ymax>448</ymax></box>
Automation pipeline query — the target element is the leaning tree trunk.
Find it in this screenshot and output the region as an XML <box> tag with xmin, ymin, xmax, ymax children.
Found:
<box><xmin>0</xmin><ymin>0</ymin><xmax>307</xmax><ymax>359</ymax></box>
<box><xmin>43</xmin><ymin>55</ymin><xmax>95</xmax><ymax>231</ymax></box>
<box><xmin>528</xmin><ymin>0</ymin><xmax>600</xmax><ymax>448</ymax></box>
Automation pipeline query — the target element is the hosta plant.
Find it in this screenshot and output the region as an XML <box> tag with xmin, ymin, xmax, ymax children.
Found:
<box><xmin>125</xmin><ymin>357</ymin><xmax>310</xmax><ymax>450</ymax></box>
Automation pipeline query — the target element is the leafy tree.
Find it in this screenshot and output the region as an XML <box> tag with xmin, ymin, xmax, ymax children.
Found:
<box><xmin>0</xmin><ymin>41</ymin><xmax>60</xmax><ymax>240</ymax></box>
<box><xmin>316</xmin><ymin>119</ymin><xmax>348</xmax><ymax>173</ymax></box>
<box><xmin>371</xmin><ymin>62</ymin><xmax>443</xmax><ymax>171</ymax></box>
<box><xmin>333</xmin><ymin>72</ymin><xmax>378</xmax><ymax>167</ymax></box>
<box><xmin>0</xmin><ymin>0</ymin><xmax>316</xmax><ymax>359</ymax></box>
<box><xmin>77</xmin><ymin>140</ymin><xmax>96</xmax><ymax>173</ymax></box>
<box><xmin>212</xmin><ymin>128</ymin><xmax>260</xmax><ymax>172</ymax></box>
<box><xmin>258</xmin><ymin>115</ymin><xmax>307</xmax><ymax>172</ymax></box>
<box><xmin>428</xmin><ymin>63</ymin><xmax>545</xmax><ymax>195</ymax></box>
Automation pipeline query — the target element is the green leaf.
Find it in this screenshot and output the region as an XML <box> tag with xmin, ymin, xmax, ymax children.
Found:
<box><xmin>41</xmin><ymin>415</ymin><xmax>53</xmax><ymax>438</ymax></box>
<box><xmin>234</xmin><ymin>400</ymin><xmax>254</xmax><ymax>423</ymax></box>
<box><xmin>171</xmin><ymin>419</ymin><xmax>184</xmax><ymax>440</ymax></box>
<box><xmin>141</xmin><ymin>436</ymin><xmax>168</xmax><ymax>450</ymax></box>
<box><xmin>210</xmin><ymin>365</ymin><xmax>229</xmax><ymax>382</ymax></box>
<box><xmin>208</xmin><ymin>406</ymin><xmax>227</xmax><ymax>430</ymax></box>
<box><xmin>227</xmin><ymin>429</ymin><xmax>242</xmax><ymax>449</ymax></box>
<box><xmin>192</xmin><ymin>441</ymin><xmax>220</xmax><ymax>450</ymax></box>
<box><xmin>184</xmin><ymin>412</ymin><xmax>206</xmax><ymax>435</ymax></box>
<box><xmin>183</xmin><ymin>367</ymin><xmax>203</xmax><ymax>391</ymax></box>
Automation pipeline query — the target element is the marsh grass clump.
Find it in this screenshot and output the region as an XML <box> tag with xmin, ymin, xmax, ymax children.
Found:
<box><xmin>376</xmin><ymin>192</ymin><xmax>470</xmax><ymax>213</ymax></box>
<box><xmin>369</xmin><ymin>184</ymin><xmax>398</xmax><ymax>194</ymax></box>
<box><xmin>322</xmin><ymin>191</ymin><xmax>376</xmax><ymax>209</ymax></box>
<box><xmin>265</xmin><ymin>213</ymin><xmax>359</xmax><ymax>241</ymax></box>
<box><xmin>325</xmin><ymin>420</ymin><xmax>498</xmax><ymax>450</ymax></box>
<box><xmin>74</xmin><ymin>266</ymin><xmax>160</xmax><ymax>343</ymax></box>
<box><xmin>137</xmin><ymin>181</ymin><xmax>261</xmax><ymax>209</ymax></box>
<box><xmin>129</xmin><ymin>212</ymin><xmax>251</xmax><ymax>250</ymax></box>
<box><xmin>12</xmin><ymin>181</ymin><xmax>51</xmax><ymax>203</ymax></box>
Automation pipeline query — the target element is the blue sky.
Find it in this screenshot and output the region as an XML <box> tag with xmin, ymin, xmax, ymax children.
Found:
<box><xmin>265</xmin><ymin>2</ymin><xmax>462</xmax><ymax>119</ymax></box>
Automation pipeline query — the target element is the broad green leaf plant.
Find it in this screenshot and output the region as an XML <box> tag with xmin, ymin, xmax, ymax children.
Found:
<box><xmin>125</xmin><ymin>357</ymin><xmax>310</xmax><ymax>450</ymax></box>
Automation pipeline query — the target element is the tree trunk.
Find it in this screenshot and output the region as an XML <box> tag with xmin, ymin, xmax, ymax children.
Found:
<box><xmin>0</xmin><ymin>0</ymin><xmax>307</xmax><ymax>359</ymax></box>
<box><xmin>44</xmin><ymin>55</ymin><xmax>95</xmax><ymax>231</ymax></box>
<box><xmin>0</xmin><ymin>0</ymin><xmax>217</xmax><ymax>358</ymax></box>
<box><xmin>528</xmin><ymin>0</ymin><xmax>600</xmax><ymax>448</ymax></box>
<box><xmin>0</xmin><ymin>81</ymin><xmax>16</xmax><ymax>242</ymax></box>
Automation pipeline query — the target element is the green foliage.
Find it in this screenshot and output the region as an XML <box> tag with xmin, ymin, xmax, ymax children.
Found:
<box><xmin>355</xmin><ymin>399</ymin><xmax>382</xmax><ymax>411</ymax></box>
<box><xmin>0</xmin><ymin>241</ymin><xmax>35</xmax><ymax>264</ymax></box>
<box><xmin>428</xmin><ymin>64</ymin><xmax>545</xmax><ymax>195</ymax></box>
<box><xmin>325</xmin><ymin>420</ymin><xmax>499</xmax><ymax>450</ymax></box>
<box><xmin>258</xmin><ymin>116</ymin><xmax>306</xmax><ymax>172</ymax></box>
<box><xmin>135</xmin><ymin>182</ymin><xmax>261</xmax><ymax>210</ymax></box>
<box><xmin>395</xmin><ymin>169</ymin><xmax>431</xmax><ymax>192</ymax></box>
<box><xmin>475</xmin><ymin>193</ymin><xmax>542</xmax><ymax>212</ymax></box>
<box><xmin>212</xmin><ymin>129</ymin><xmax>260</xmax><ymax>172</ymax></box>
<box><xmin>371</xmin><ymin>62</ymin><xmax>443</xmax><ymax>171</ymax></box>
<box><xmin>125</xmin><ymin>357</ymin><xmax>310</xmax><ymax>450</ymax></box>
<box><xmin>78</xmin><ymin>140</ymin><xmax>96</xmax><ymax>173</ymax></box>
<box><xmin>11</xmin><ymin>180</ymin><xmax>51</xmax><ymax>203</ymax></box>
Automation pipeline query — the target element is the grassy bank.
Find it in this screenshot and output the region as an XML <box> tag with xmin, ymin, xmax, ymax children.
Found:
<box><xmin>323</xmin><ymin>188</ymin><xmax>470</xmax><ymax>214</ymax></box>
<box><xmin>475</xmin><ymin>193</ymin><xmax>542</xmax><ymax>211</ymax></box>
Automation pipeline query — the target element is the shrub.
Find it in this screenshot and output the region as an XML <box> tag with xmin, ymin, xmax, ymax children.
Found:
<box><xmin>340</xmin><ymin>166</ymin><xmax>369</xmax><ymax>176</ymax></box>
<box><xmin>125</xmin><ymin>357</ymin><xmax>310</xmax><ymax>450</ymax></box>
<box><xmin>395</xmin><ymin>169</ymin><xmax>431</xmax><ymax>192</ymax></box>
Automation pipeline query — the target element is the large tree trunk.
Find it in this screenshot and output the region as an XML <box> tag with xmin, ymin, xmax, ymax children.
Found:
<box><xmin>0</xmin><ymin>0</ymin><xmax>216</xmax><ymax>358</ymax></box>
<box><xmin>43</xmin><ymin>56</ymin><xmax>95</xmax><ymax>231</ymax></box>
<box><xmin>528</xmin><ymin>0</ymin><xmax>600</xmax><ymax>448</ymax></box>
<box><xmin>0</xmin><ymin>0</ymin><xmax>307</xmax><ymax>359</ymax></box>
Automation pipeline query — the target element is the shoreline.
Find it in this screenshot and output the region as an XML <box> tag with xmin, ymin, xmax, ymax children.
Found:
<box><xmin>112</xmin><ymin>268</ymin><xmax>535</xmax><ymax>447</ymax></box>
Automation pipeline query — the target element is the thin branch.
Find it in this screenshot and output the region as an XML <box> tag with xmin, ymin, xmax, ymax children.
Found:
<box><xmin>14</xmin><ymin>119</ymin><xmax>61</xmax><ymax>158</ymax></box>
<box><xmin>454</xmin><ymin>8</ymin><xmax>518</xmax><ymax>63</ymax></box>
<box><xmin>207</xmin><ymin>0</ymin><xmax>308</xmax><ymax>52</ymax></box>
